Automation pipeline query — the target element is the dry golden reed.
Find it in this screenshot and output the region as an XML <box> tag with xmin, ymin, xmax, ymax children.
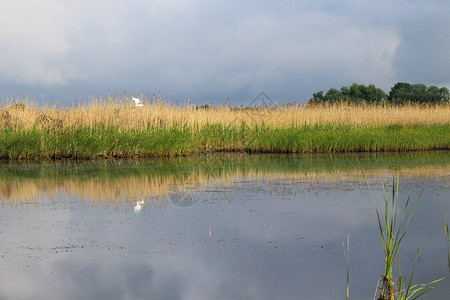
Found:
<box><xmin>1</xmin><ymin>95</ymin><xmax>449</xmax><ymax>130</ymax></box>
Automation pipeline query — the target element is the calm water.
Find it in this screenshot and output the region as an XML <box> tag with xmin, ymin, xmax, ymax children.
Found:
<box><xmin>1</xmin><ymin>152</ymin><xmax>449</xmax><ymax>300</ymax></box>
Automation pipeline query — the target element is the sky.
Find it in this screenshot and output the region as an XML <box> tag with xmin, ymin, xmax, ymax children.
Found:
<box><xmin>1</xmin><ymin>0</ymin><xmax>449</xmax><ymax>106</ymax></box>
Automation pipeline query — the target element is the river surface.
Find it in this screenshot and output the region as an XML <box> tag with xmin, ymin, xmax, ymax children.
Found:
<box><xmin>1</xmin><ymin>152</ymin><xmax>449</xmax><ymax>300</ymax></box>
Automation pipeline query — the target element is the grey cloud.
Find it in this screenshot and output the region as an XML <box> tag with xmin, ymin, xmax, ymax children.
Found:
<box><xmin>392</xmin><ymin>13</ymin><xmax>450</xmax><ymax>85</ymax></box>
<box><xmin>0</xmin><ymin>0</ymin><xmax>449</xmax><ymax>104</ymax></box>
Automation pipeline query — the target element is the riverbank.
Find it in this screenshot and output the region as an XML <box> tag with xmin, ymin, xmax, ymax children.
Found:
<box><xmin>1</xmin><ymin>98</ymin><xmax>449</xmax><ymax>159</ymax></box>
<box><xmin>0</xmin><ymin>123</ymin><xmax>448</xmax><ymax>159</ymax></box>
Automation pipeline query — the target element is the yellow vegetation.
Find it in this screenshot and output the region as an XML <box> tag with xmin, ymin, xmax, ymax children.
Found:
<box><xmin>1</xmin><ymin>96</ymin><xmax>449</xmax><ymax>130</ymax></box>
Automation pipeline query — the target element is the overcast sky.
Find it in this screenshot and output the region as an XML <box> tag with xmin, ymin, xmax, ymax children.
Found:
<box><xmin>1</xmin><ymin>0</ymin><xmax>449</xmax><ymax>106</ymax></box>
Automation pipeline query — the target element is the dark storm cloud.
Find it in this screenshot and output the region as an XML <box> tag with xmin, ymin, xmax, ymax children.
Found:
<box><xmin>392</xmin><ymin>6</ymin><xmax>450</xmax><ymax>85</ymax></box>
<box><xmin>0</xmin><ymin>0</ymin><xmax>448</xmax><ymax>105</ymax></box>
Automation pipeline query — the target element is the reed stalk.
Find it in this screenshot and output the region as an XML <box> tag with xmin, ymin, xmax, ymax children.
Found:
<box><xmin>444</xmin><ymin>214</ymin><xmax>450</xmax><ymax>272</ymax></box>
<box><xmin>356</xmin><ymin>156</ymin><xmax>443</xmax><ymax>300</ymax></box>
<box><xmin>341</xmin><ymin>234</ymin><xmax>350</xmax><ymax>300</ymax></box>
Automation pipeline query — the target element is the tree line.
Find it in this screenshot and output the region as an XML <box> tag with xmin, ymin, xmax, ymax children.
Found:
<box><xmin>309</xmin><ymin>82</ymin><xmax>450</xmax><ymax>105</ymax></box>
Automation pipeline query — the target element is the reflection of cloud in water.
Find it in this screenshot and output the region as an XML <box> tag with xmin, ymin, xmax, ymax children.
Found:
<box><xmin>55</xmin><ymin>261</ymin><xmax>156</xmax><ymax>300</ymax></box>
<box><xmin>1</xmin><ymin>155</ymin><xmax>449</xmax><ymax>299</ymax></box>
<box><xmin>0</xmin><ymin>173</ymin><xmax>449</xmax><ymax>299</ymax></box>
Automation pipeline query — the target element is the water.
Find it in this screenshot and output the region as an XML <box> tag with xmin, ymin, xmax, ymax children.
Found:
<box><xmin>1</xmin><ymin>152</ymin><xmax>449</xmax><ymax>299</ymax></box>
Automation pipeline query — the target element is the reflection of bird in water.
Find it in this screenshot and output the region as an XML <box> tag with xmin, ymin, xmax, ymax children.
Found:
<box><xmin>133</xmin><ymin>199</ymin><xmax>145</xmax><ymax>213</ymax></box>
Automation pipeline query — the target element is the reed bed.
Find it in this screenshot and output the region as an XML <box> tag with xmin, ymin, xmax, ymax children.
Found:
<box><xmin>1</xmin><ymin>96</ymin><xmax>449</xmax><ymax>129</ymax></box>
<box><xmin>0</xmin><ymin>96</ymin><xmax>449</xmax><ymax>159</ymax></box>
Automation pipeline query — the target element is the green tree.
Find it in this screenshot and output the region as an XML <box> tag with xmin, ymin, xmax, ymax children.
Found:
<box><xmin>311</xmin><ymin>83</ymin><xmax>386</xmax><ymax>104</ymax></box>
<box><xmin>349</xmin><ymin>83</ymin><xmax>363</xmax><ymax>101</ymax></box>
<box><xmin>389</xmin><ymin>82</ymin><xmax>449</xmax><ymax>104</ymax></box>
<box><xmin>340</xmin><ymin>86</ymin><xmax>351</xmax><ymax>99</ymax></box>
<box><xmin>312</xmin><ymin>82</ymin><xmax>448</xmax><ymax>106</ymax></box>
<box><xmin>388</xmin><ymin>82</ymin><xmax>411</xmax><ymax>103</ymax></box>
<box><xmin>365</xmin><ymin>84</ymin><xmax>387</xmax><ymax>103</ymax></box>
<box><xmin>425</xmin><ymin>85</ymin><xmax>441</xmax><ymax>103</ymax></box>
<box><xmin>439</xmin><ymin>87</ymin><xmax>450</xmax><ymax>101</ymax></box>
<box><xmin>411</xmin><ymin>84</ymin><xmax>427</xmax><ymax>102</ymax></box>
<box><xmin>312</xmin><ymin>91</ymin><xmax>324</xmax><ymax>102</ymax></box>
<box><xmin>324</xmin><ymin>88</ymin><xmax>343</xmax><ymax>102</ymax></box>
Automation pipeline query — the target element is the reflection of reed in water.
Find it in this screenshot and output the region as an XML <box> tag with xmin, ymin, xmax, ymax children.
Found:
<box><xmin>1</xmin><ymin>166</ymin><xmax>449</xmax><ymax>209</ymax></box>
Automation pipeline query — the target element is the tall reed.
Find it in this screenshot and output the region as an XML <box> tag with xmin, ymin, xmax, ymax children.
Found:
<box><xmin>444</xmin><ymin>214</ymin><xmax>450</xmax><ymax>272</ymax></box>
<box><xmin>1</xmin><ymin>96</ymin><xmax>449</xmax><ymax>130</ymax></box>
<box><xmin>341</xmin><ymin>234</ymin><xmax>350</xmax><ymax>300</ymax></box>
<box><xmin>356</xmin><ymin>156</ymin><xmax>442</xmax><ymax>300</ymax></box>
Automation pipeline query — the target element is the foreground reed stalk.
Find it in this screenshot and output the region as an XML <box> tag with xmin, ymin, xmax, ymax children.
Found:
<box><xmin>373</xmin><ymin>175</ymin><xmax>420</xmax><ymax>300</ymax></box>
<box><xmin>356</xmin><ymin>157</ymin><xmax>442</xmax><ymax>300</ymax></box>
<box><xmin>342</xmin><ymin>234</ymin><xmax>350</xmax><ymax>300</ymax></box>
<box><xmin>444</xmin><ymin>214</ymin><xmax>450</xmax><ymax>272</ymax></box>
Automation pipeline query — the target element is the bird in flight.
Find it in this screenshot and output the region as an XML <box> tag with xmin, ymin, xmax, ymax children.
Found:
<box><xmin>132</xmin><ymin>97</ymin><xmax>143</xmax><ymax>107</ymax></box>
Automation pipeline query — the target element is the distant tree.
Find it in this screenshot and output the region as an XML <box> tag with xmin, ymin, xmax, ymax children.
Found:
<box><xmin>411</xmin><ymin>84</ymin><xmax>427</xmax><ymax>102</ymax></box>
<box><xmin>388</xmin><ymin>82</ymin><xmax>449</xmax><ymax>104</ymax></box>
<box><xmin>425</xmin><ymin>85</ymin><xmax>449</xmax><ymax>103</ymax></box>
<box><xmin>388</xmin><ymin>82</ymin><xmax>412</xmax><ymax>103</ymax></box>
<box><xmin>364</xmin><ymin>84</ymin><xmax>387</xmax><ymax>103</ymax></box>
<box><xmin>439</xmin><ymin>87</ymin><xmax>450</xmax><ymax>101</ymax></box>
<box><xmin>310</xmin><ymin>83</ymin><xmax>386</xmax><ymax>105</ymax></box>
<box><xmin>324</xmin><ymin>88</ymin><xmax>343</xmax><ymax>102</ymax></box>
<box><xmin>311</xmin><ymin>82</ymin><xmax>448</xmax><ymax>106</ymax></box>
<box><xmin>340</xmin><ymin>86</ymin><xmax>350</xmax><ymax>99</ymax></box>
<box><xmin>425</xmin><ymin>85</ymin><xmax>441</xmax><ymax>102</ymax></box>
<box><xmin>312</xmin><ymin>91</ymin><xmax>325</xmax><ymax>103</ymax></box>
<box><xmin>349</xmin><ymin>83</ymin><xmax>363</xmax><ymax>101</ymax></box>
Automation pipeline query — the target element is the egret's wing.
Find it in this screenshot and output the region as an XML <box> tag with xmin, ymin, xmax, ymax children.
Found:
<box><xmin>132</xmin><ymin>97</ymin><xmax>140</xmax><ymax>104</ymax></box>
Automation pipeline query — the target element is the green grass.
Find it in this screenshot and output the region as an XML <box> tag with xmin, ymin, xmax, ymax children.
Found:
<box><xmin>0</xmin><ymin>123</ymin><xmax>448</xmax><ymax>160</ymax></box>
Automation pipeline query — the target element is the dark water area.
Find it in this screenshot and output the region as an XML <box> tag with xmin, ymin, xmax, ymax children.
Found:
<box><xmin>1</xmin><ymin>152</ymin><xmax>449</xmax><ymax>299</ymax></box>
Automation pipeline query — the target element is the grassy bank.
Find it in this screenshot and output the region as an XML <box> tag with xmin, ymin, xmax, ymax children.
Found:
<box><xmin>1</xmin><ymin>97</ymin><xmax>449</xmax><ymax>159</ymax></box>
<box><xmin>0</xmin><ymin>123</ymin><xmax>448</xmax><ymax>159</ymax></box>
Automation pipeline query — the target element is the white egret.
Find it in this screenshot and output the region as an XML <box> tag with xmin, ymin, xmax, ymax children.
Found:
<box><xmin>132</xmin><ymin>97</ymin><xmax>143</xmax><ymax>107</ymax></box>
